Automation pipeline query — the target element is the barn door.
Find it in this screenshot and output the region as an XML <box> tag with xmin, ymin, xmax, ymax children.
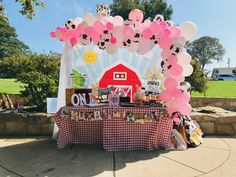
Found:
<box><xmin>108</xmin><ymin>85</ymin><xmax>133</xmax><ymax>101</ymax></box>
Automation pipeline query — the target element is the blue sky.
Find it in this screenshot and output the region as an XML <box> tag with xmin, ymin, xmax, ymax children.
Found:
<box><xmin>3</xmin><ymin>0</ymin><xmax>236</xmax><ymax>72</ymax></box>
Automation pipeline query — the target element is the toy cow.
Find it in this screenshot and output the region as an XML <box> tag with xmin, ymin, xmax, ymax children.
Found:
<box><xmin>98</xmin><ymin>86</ymin><xmax>114</xmax><ymax>102</ymax></box>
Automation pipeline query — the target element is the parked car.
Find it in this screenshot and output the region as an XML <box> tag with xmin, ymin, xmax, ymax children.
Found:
<box><xmin>213</xmin><ymin>74</ymin><xmax>236</xmax><ymax>81</ymax></box>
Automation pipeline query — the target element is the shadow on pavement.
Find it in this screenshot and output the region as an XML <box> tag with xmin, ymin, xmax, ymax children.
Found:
<box><xmin>0</xmin><ymin>137</ymin><xmax>170</xmax><ymax>177</ymax></box>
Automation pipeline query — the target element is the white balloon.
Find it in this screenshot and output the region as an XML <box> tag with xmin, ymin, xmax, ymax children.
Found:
<box><xmin>112</xmin><ymin>16</ymin><xmax>124</xmax><ymax>26</ymax></box>
<box><xmin>179</xmin><ymin>21</ymin><xmax>197</xmax><ymax>41</ymax></box>
<box><xmin>106</xmin><ymin>44</ymin><xmax>118</xmax><ymax>54</ymax></box>
<box><xmin>175</xmin><ymin>75</ymin><xmax>185</xmax><ymax>82</ymax></box>
<box><xmin>153</xmin><ymin>14</ymin><xmax>164</xmax><ymax>22</ymax></box>
<box><xmin>178</xmin><ymin>52</ymin><xmax>192</xmax><ymax>66</ymax></box>
<box><xmin>138</xmin><ymin>38</ymin><xmax>152</xmax><ymax>55</ymax></box>
<box><xmin>180</xmin><ymin>81</ymin><xmax>191</xmax><ymax>93</ymax></box>
<box><xmin>112</xmin><ymin>26</ymin><xmax>123</xmax><ymax>36</ymax></box>
<box><xmin>183</xmin><ymin>64</ymin><xmax>193</xmax><ymax>76</ymax></box>
<box><xmin>166</xmin><ymin>20</ymin><xmax>174</xmax><ymax>27</ymax></box>
<box><xmin>83</xmin><ymin>12</ymin><xmax>96</xmax><ymax>25</ymax></box>
<box><xmin>99</xmin><ymin>15</ymin><xmax>113</xmax><ymax>23</ymax></box>
<box><xmin>128</xmin><ymin>43</ymin><xmax>138</xmax><ymax>53</ymax></box>
<box><xmin>106</xmin><ymin>16</ymin><xmax>114</xmax><ymax>22</ymax></box>
<box><xmin>112</xmin><ymin>26</ymin><xmax>124</xmax><ymax>47</ymax></box>
<box><xmin>143</xmin><ymin>19</ymin><xmax>151</xmax><ymax>27</ymax></box>
<box><xmin>73</xmin><ymin>17</ymin><xmax>83</xmax><ymax>26</ymax></box>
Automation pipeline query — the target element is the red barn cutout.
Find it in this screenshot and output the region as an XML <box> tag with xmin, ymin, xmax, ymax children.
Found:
<box><xmin>99</xmin><ymin>63</ymin><xmax>142</xmax><ymax>102</ymax></box>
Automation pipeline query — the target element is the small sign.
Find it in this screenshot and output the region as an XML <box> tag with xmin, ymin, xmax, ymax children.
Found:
<box><xmin>66</xmin><ymin>88</ymin><xmax>93</xmax><ymax>106</ymax></box>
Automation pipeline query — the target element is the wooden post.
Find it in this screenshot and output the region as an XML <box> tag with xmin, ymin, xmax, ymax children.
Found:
<box><xmin>1</xmin><ymin>94</ymin><xmax>10</xmax><ymax>109</ymax></box>
<box><xmin>6</xmin><ymin>94</ymin><xmax>14</xmax><ymax>109</ymax></box>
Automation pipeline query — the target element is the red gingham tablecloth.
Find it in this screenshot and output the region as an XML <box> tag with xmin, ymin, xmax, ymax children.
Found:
<box><xmin>103</xmin><ymin>107</ymin><xmax>173</xmax><ymax>151</ymax></box>
<box><xmin>54</xmin><ymin>106</ymin><xmax>108</xmax><ymax>149</ymax></box>
<box><xmin>54</xmin><ymin>106</ymin><xmax>172</xmax><ymax>150</ymax></box>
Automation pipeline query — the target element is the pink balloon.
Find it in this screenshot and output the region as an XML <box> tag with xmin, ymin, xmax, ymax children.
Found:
<box><xmin>122</xmin><ymin>26</ymin><xmax>135</xmax><ymax>38</ymax></box>
<box><xmin>85</xmin><ymin>26</ymin><xmax>95</xmax><ymax>36</ymax></box>
<box><xmin>169</xmin><ymin>89</ymin><xmax>182</xmax><ymax>98</ymax></box>
<box><xmin>74</xmin><ymin>24</ymin><xmax>84</xmax><ymax>37</ymax></box>
<box><xmin>178</xmin><ymin>103</ymin><xmax>192</xmax><ymax>116</ymax></box>
<box><xmin>159</xmin><ymin>37</ymin><xmax>173</xmax><ymax>50</ymax></box>
<box><xmin>128</xmin><ymin>8</ymin><xmax>144</xmax><ymax>24</ymax></box>
<box><xmin>164</xmin><ymin>77</ymin><xmax>178</xmax><ymax>90</ymax></box>
<box><xmin>70</xmin><ymin>37</ymin><xmax>77</xmax><ymax>45</ymax></box>
<box><xmin>167</xmin><ymin>107</ymin><xmax>178</xmax><ymax>117</ymax></box>
<box><xmin>167</xmin><ymin>55</ymin><xmax>178</xmax><ymax>65</ymax></box>
<box><xmin>179</xmin><ymin>92</ymin><xmax>191</xmax><ymax>103</ymax></box>
<box><xmin>161</xmin><ymin>51</ymin><xmax>171</xmax><ymax>60</ymax></box>
<box><xmin>162</xmin><ymin>29</ymin><xmax>171</xmax><ymax>37</ymax></box>
<box><xmin>169</xmin><ymin>26</ymin><xmax>181</xmax><ymax>38</ymax></box>
<box><xmin>93</xmin><ymin>20</ymin><xmax>105</xmax><ymax>34</ymax></box>
<box><xmin>106</xmin><ymin>22</ymin><xmax>114</xmax><ymax>30</ymax></box>
<box><xmin>110</xmin><ymin>37</ymin><xmax>117</xmax><ymax>44</ymax></box>
<box><xmin>92</xmin><ymin>31</ymin><xmax>100</xmax><ymax>44</ymax></box>
<box><xmin>56</xmin><ymin>27</ymin><xmax>63</xmax><ymax>31</ymax></box>
<box><xmin>169</xmin><ymin>64</ymin><xmax>183</xmax><ymax>76</ymax></box>
<box><xmin>142</xmin><ymin>28</ymin><xmax>153</xmax><ymax>39</ymax></box>
<box><xmin>167</xmin><ymin>99</ymin><xmax>182</xmax><ymax>109</ymax></box>
<box><xmin>163</xmin><ymin>70</ymin><xmax>172</xmax><ymax>78</ymax></box>
<box><xmin>159</xmin><ymin>90</ymin><xmax>171</xmax><ymax>102</ymax></box>
<box><xmin>50</xmin><ymin>31</ymin><xmax>56</xmax><ymax>38</ymax></box>
<box><xmin>159</xmin><ymin>21</ymin><xmax>167</xmax><ymax>29</ymax></box>
<box><xmin>85</xmin><ymin>26</ymin><xmax>101</xmax><ymax>44</ymax></box>
<box><xmin>150</xmin><ymin>21</ymin><xmax>160</xmax><ymax>33</ymax></box>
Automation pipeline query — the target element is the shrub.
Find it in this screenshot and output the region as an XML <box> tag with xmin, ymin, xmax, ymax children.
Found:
<box><xmin>1</xmin><ymin>52</ymin><xmax>60</xmax><ymax>111</ymax></box>
<box><xmin>186</xmin><ymin>58</ymin><xmax>208</xmax><ymax>95</ymax></box>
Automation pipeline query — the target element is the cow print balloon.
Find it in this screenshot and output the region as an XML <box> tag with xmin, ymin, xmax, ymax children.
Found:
<box><xmin>65</xmin><ymin>19</ymin><xmax>76</xmax><ymax>29</ymax></box>
<box><xmin>80</xmin><ymin>34</ymin><xmax>92</xmax><ymax>45</ymax></box>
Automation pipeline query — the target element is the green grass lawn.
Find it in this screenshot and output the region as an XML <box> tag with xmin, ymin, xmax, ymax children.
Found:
<box><xmin>0</xmin><ymin>78</ymin><xmax>236</xmax><ymax>98</ymax></box>
<box><xmin>191</xmin><ymin>81</ymin><xmax>236</xmax><ymax>98</ymax></box>
<box><xmin>0</xmin><ymin>78</ymin><xmax>25</xmax><ymax>94</ymax></box>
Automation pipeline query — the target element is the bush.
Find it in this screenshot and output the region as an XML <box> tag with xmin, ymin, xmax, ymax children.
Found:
<box><xmin>1</xmin><ymin>52</ymin><xmax>61</xmax><ymax>111</ymax></box>
<box><xmin>186</xmin><ymin>58</ymin><xmax>208</xmax><ymax>95</ymax></box>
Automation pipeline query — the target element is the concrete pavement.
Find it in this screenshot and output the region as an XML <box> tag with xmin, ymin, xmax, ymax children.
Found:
<box><xmin>0</xmin><ymin>136</ymin><xmax>235</xmax><ymax>177</ymax></box>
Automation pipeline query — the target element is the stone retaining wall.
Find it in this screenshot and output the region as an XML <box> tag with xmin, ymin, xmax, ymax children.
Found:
<box><xmin>191</xmin><ymin>107</ymin><xmax>236</xmax><ymax>136</ymax></box>
<box><xmin>191</xmin><ymin>97</ymin><xmax>236</xmax><ymax>111</ymax></box>
<box><xmin>0</xmin><ymin>112</ymin><xmax>54</xmax><ymax>136</ymax></box>
<box><xmin>1</xmin><ymin>106</ymin><xmax>236</xmax><ymax>136</ymax></box>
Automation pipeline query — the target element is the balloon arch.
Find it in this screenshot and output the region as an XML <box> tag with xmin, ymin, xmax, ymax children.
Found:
<box><xmin>51</xmin><ymin>8</ymin><xmax>197</xmax><ymax>117</ymax></box>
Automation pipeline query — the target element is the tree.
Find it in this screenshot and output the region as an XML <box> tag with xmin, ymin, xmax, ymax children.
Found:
<box><xmin>110</xmin><ymin>0</ymin><xmax>173</xmax><ymax>20</ymax></box>
<box><xmin>1</xmin><ymin>52</ymin><xmax>61</xmax><ymax>111</ymax></box>
<box><xmin>0</xmin><ymin>0</ymin><xmax>45</xmax><ymax>19</ymax></box>
<box><xmin>0</xmin><ymin>15</ymin><xmax>29</xmax><ymax>61</ymax></box>
<box><xmin>186</xmin><ymin>58</ymin><xmax>208</xmax><ymax>94</ymax></box>
<box><xmin>187</xmin><ymin>36</ymin><xmax>225</xmax><ymax>70</ymax></box>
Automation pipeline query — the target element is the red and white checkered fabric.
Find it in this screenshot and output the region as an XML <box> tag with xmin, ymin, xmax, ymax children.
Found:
<box><xmin>103</xmin><ymin>107</ymin><xmax>173</xmax><ymax>151</ymax></box>
<box><xmin>54</xmin><ymin>106</ymin><xmax>106</xmax><ymax>149</ymax></box>
<box><xmin>54</xmin><ymin>106</ymin><xmax>172</xmax><ymax>150</ymax></box>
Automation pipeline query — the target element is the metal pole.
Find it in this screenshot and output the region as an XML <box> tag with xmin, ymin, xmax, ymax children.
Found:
<box><xmin>227</xmin><ymin>58</ymin><xmax>230</xmax><ymax>68</ymax></box>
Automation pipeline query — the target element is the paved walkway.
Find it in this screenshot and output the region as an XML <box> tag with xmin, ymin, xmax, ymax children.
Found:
<box><xmin>0</xmin><ymin>136</ymin><xmax>235</xmax><ymax>177</ymax></box>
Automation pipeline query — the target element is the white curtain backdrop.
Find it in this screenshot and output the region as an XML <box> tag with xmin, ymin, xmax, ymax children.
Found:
<box><xmin>52</xmin><ymin>43</ymin><xmax>72</xmax><ymax>139</ymax></box>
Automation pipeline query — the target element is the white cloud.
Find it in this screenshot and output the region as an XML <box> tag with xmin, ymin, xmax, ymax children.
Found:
<box><xmin>76</xmin><ymin>58</ymin><xmax>87</xmax><ymax>66</ymax></box>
